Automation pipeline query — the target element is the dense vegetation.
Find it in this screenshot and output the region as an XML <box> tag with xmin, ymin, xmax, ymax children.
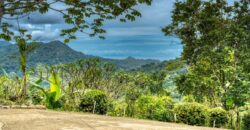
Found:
<box><xmin>1</xmin><ymin>57</ymin><xmax>248</xmax><ymax>129</ymax></box>
<box><xmin>163</xmin><ymin>0</ymin><xmax>250</xmax><ymax>129</ymax></box>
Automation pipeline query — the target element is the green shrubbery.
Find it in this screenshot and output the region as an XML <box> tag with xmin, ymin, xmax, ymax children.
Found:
<box><xmin>174</xmin><ymin>102</ymin><xmax>207</xmax><ymax>126</ymax></box>
<box><xmin>0</xmin><ymin>99</ymin><xmax>14</xmax><ymax>105</ymax></box>
<box><xmin>208</xmin><ymin>107</ymin><xmax>229</xmax><ymax>128</ymax></box>
<box><xmin>107</xmin><ymin>99</ymin><xmax>127</xmax><ymax>117</ymax></box>
<box><xmin>182</xmin><ymin>95</ymin><xmax>195</xmax><ymax>103</ymax></box>
<box><xmin>242</xmin><ymin>112</ymin><xmax>250</xmax><ymax>130</ymax></box>
<box><xmin>79</xmin><ymin>90</ymin><xmax>108</xmax><ymax>115</ymax></box>
<box><xmin>135</xmin><ymin>95</ymin><xmax>174</xmax><ymax>122</ymax></box>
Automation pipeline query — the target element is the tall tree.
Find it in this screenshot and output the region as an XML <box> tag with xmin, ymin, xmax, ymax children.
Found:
<box><xmin>163</xmin><ymin>1</ymin><xmax>249</xmax><ymax>129</ymax></box>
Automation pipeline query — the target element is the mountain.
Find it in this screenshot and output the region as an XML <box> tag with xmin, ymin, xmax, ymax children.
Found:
<box><xmin>0</xmin><ymin>41</ymin><xmax>12</xmax><ymax>47</ymax></box>
<box><xmin>0</xmin><ymin>41</ymin><xmax>160</xmax><ymax>72</ymax></box>
<box><xmin>106</xmin><ymin>56</ymin><xmax>160</xmax><ymax>70</ymax></box>
<box><xmin>28</xmin><ymin>41</ymin><xmax>93</xmax><ymax>67</ymax></box>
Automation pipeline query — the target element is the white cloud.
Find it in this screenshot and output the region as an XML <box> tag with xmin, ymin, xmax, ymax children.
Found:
<box><xmin>31</xmin><ymin>24</ymin><xmax>60</xmax><ymax>42</ymax></box>
<box><xmin>106</xmin><ymin>27</ymin><xmax>161</xmax><ymax>36</ymax></box>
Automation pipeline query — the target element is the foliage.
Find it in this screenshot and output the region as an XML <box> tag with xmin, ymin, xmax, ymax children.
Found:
<box><xmin>30</xmin><ymin>71</ymin><xmax>63</xmax><ymax>109</ymax></box>
<box><xmin>0</xmin><ymin>99</ymin><xmax>14</xmax><ymax>105</ymax></box>
<box><xmin>174</xmin><ymin>102</ymin><xmax>208</xmax><ymax>126</ymax></box>
<box><xmin>224</xmin><ymin>73</ymin><xmax>250</xmax><ymax>109</ymax></box>
<box><xmin>0</xmin><ymin>0</ymin><xmax>152</xmax><ymax>42</ymax></box>
<box><xmin>107</xmin><ymin>98</ymin><xmax>128</xmax><ymax>117</ymax></box>
<box><xmin>135</xmin><ymin>95</ymin><xmax>174</xmax><ymax>122</ymax></box>
<box><xmin>208</xmin><ymin>108</ymin><xmax>229</xmax><ymax>128</ymax></box>
<box><xmin>242</xmin><ymin>112</ymin><xmax>250</xmax><ymax>130</ymax></box>
<box><xmin>79</xmin><ymin>89</ymin><xmax>108</xmax><ymax>115</ymax></box>
<box><xmin>49</xmin><ymin>71</ymin><xmax>61</xmax><ymax>101</ymax></box>
<box><xmin>29</xmin><ymin>88</ymin><xmax>44</xmax><ymax>105</ymax></box>
<box><xmin>182</xmin><ymin>95</ymin><xmax>195</xmax><ymax>103</ymax></box>
<box><xmin>164</xmin><ymin>1</ymin><xmax>249</xmax><ymax>129</ymax></box>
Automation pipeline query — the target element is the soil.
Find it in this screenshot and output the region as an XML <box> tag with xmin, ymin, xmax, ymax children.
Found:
<box><xmin>0</xmin><ymin>109</ymin><xmax>227</xmax><ymax>130</ymax></box>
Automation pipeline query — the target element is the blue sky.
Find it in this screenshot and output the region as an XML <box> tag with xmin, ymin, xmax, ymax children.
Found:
<box><xmin>69</xmin><ymin>0</ymin><xmax>181</xmax><ymax>60</ymax></box>
<box><xmin>9</xmin><ymin>0</ymin><xmax>179</xmax><ymax>61</ymax></box>
<box><xmin>10</xmin><ymin>0</ymin><xmax>235</xmax><ymax>60</ymax></box>
<box><xmin>69</xmin><ymin>0</ymin><xmax>182</xmax><ymax>60</ymax></box>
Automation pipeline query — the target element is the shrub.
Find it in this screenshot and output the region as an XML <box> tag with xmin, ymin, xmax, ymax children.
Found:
<box><xmin>174</xmin><ymin>102</ymin><xmax>208</xmax><ymax>126</ymax></box>
<box><xmin>208</xmin><ymin>107</ymin><xmax>229</xmax><ymax>128</ymax></box>
<box><xmin>243</xmin><ymin>112</ymin><xmax>250</xmax><ymax>130</ymax></box>
<box><xmin>107</xmin><ymin>99</ymin><xmax>127</xmax><ymax>117</ymax></box>
<box><xmin>135</xmin><ymin>95</ymin><xmax>174</xmax><ymax>122</ymax></box>
<box><xmin>29</xmin><ymin>90</ymin><xmax>44</xmax><ymax>105</ymax></box>
<box><xmin>0</xmin><ymin>99</ymin><xmax>13</xmax><ymax>105</ymax></box>
<box><xmin>79</xmin><ymin>90</ymin><xmax>108</xmax><ymax>115</ymax></box>
<box><xmin>182</xmin><ymin>95</ymin><xmax>195</xmax><ymax>103</ymax></box>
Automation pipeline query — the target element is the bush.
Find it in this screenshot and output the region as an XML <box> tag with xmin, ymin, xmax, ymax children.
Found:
<box><xmin>79</xmin><ymin>90</ymin><xmax>108</xmax><ymax>115</ymax></box>
<box><xmin>174</xmin><ymin>102</ymin><xmax>208</xmax><ymax>126</ymax></box>
<box><xmin>107</xmin><ymin>98</ymin><xmax>127</xmax><ymax>117</ymax></box>
<box><xmin>208</xmin><ymin>107</ymin><xmax>229</xmax><ymax>128</ymax></box>
<box><xmin>182</xmin><ymin>95</ymin><xmax>195</xmax><ymax>103</ymax></box>
<box><xmin>0</xmin><ymin>99</ymin><xmax>13</xmax><ymax>105</ymax></box>
<box><xmin>29</xmin><ymin>90</ymin><xmax>43</xmax><ymax>105</ymax></box>
<box><xmin>135</xmin><ymin>95</ymin><xmax>174</xmax><ymax>122</ymax></box>
<box><xmin>243</xmin><ymin>112</ymin><xmax>250</xmax><ymax>130</ymax></box>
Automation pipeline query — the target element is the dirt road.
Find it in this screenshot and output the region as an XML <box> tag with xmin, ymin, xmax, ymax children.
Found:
<box><xmin>0</xmin><ymin>109</ymin><xmax>226</xmax><ymax>130</ymax></box>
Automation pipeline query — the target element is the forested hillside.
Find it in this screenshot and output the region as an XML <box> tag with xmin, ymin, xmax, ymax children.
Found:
<box><xmin>0</xmin><ymin>41</ymin><xmax>159</xmax><ymax>72</ymax></box>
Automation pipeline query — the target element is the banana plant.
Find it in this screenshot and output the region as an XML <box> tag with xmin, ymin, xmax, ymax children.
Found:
<box><xmin>29</xmin><ymin>70</ymin><xmax>62</xmax><ymax>109</ymax></box>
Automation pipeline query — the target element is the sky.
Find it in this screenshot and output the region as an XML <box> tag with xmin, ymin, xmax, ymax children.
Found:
<box><xmin>5</xmin><ymin>0</ymin><xmax>180</xmax><ymax>61</ymax></box>
<box><xmin>69</xmin><ymin>0</ymin><xmax>182</xmax><ymax>60</ymax></box>
<box><xmin>3</xmin><ymin>0</ymin><xmax>238</xmax><ymax>60</ymax></box>
<box><xmin>0</xmin><ymin>0</ymin><xmax>230</xmax><ymax>60</ymax></box>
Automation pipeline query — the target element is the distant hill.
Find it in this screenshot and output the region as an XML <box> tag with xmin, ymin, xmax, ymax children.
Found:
<box><xmin>0</xmin><ymin>41</ymin><xmax>12</xmax><ymax>47</ymax></box>
<box><xmin>106</xmin><ymin>56</ymin><xmax>160</xmax><ymax>70</ymax></box>
<box><xmin>132</xmin><ymin>58</ymin><xmax>187</xmax><ymax>99</ymax></box>
<box><xmin>0</xmin><ymin>41</ymin><xmax>160</xmax><ymax>72</ymax></box>
<box><xmin>133</xmin><ymin>58</ymin><xmax>187</xmax><ymax>73</ymax></box>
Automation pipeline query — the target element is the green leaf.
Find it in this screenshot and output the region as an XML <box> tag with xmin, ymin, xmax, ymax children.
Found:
<box><xmin>49</xmin><ymin>72</ymin><xmax>61</xmax><ymax>101</ymax></box>
<box><xmin>226</xmin><ymin>97</ymin><xmax>234</xmax><ymax>107</ymax></box>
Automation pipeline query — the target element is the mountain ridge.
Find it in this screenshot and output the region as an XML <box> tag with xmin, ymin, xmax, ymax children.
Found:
<box><xmin>0</xmin><ymin>41</ymin><xmax>160</xmax><ymax>72</ymax></box>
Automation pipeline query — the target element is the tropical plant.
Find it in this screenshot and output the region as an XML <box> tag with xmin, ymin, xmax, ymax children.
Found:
<box><xmin>30</xmin><ymin>70</ymin><xmax>62</xmax><ymax>109</ymax></box>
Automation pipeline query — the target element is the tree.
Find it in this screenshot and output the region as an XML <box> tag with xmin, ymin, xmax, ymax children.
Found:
<box><xmin>175</xmin><ymin>47</ymin><xmax>236</xmax><ymax>105</ymax></box>
<box><xmin>163</xmin><ymin>0</ymin><xmax>249</xmax><ymax>64</ymax></box>
<box><xmin>164</xmin><ymin>1</ymin><xmax>249</xmax><ymax>129</ymax></box>
<box><xmin>0</xmin><ymin>0</ymin><xmax>152</xmax><ymax>41</ymax></box>
<box><xmin>0</xmin><ymin>0</ymin><xmax>152</xmax><ymax>98</ymax></box>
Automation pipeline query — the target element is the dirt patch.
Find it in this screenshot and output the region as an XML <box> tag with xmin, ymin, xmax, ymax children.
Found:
<box><xmin>0</xmin><ymin>109</ymin><xmax>227</xmax><ymax>130</ymax></box>
<box><xmin>0</xmin><ymin>122</ymin><xmax>4</xmax><ymax>130</ymax></box>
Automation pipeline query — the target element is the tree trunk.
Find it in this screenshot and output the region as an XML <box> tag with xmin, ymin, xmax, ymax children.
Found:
<box><xmin>17</xmin><ymin>40</ymin><xmax>28</xmax><ymax>100</ymax></box>
<box><xmin>236</xmin><ymin>110</ymin><xmax>241</xmax><ymax>130</ymax></box>
<box><xmin>21</xmin><ymin>70</ymin><xmax>27</xmax><ymax>99</ymax></box>
<box><xmin>230</xmin><ymin>111</ymin><xmax>234</xmax><ymax>129</ymax></box>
